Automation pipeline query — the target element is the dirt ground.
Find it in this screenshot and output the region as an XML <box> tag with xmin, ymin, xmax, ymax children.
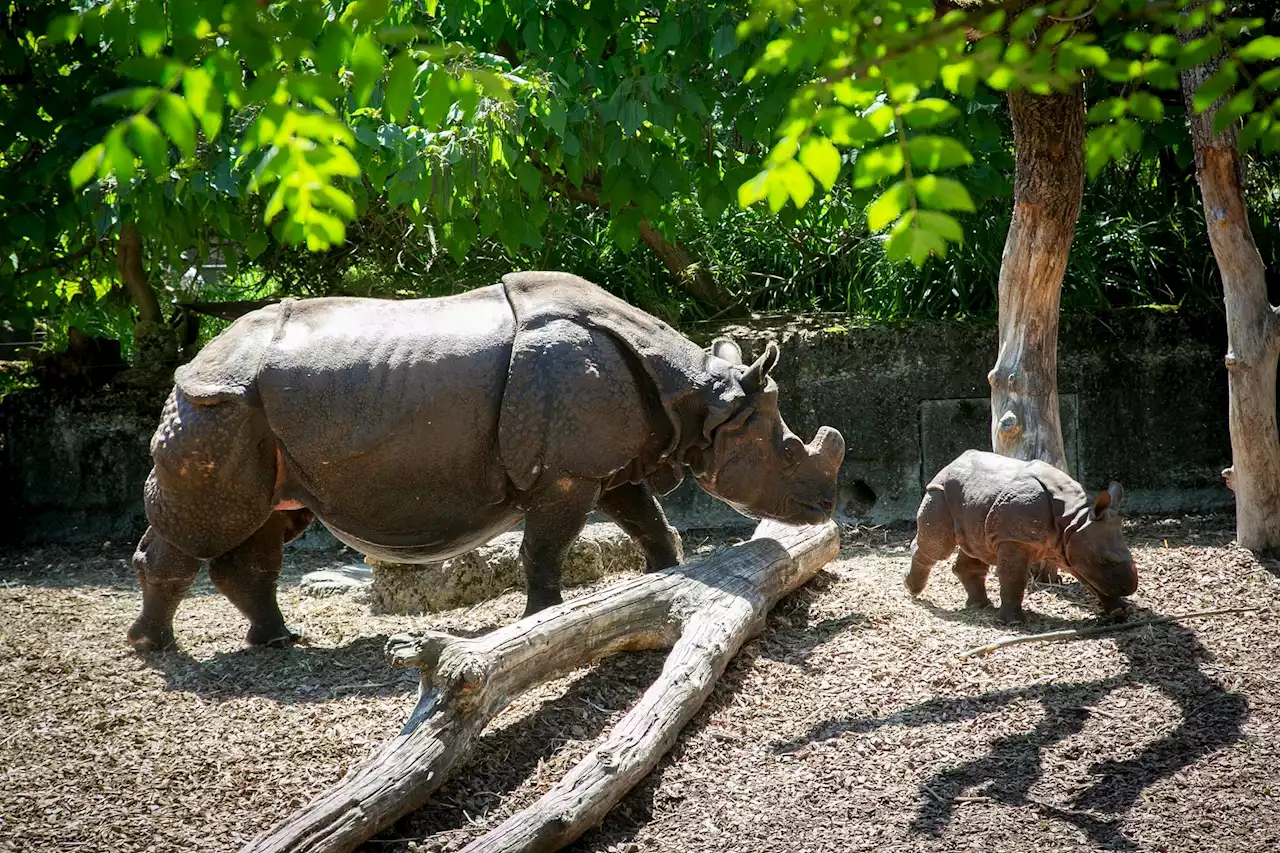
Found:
<box><xmin>2</xmin><ymin>515</ymin><xmax>1278</xmax><ymax>853</ymax></box>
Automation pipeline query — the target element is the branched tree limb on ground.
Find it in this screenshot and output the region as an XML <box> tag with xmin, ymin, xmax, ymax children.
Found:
<box><xmin>242</xmin><ymin>519</ymin><xmax>839</xmax><ymax>853</ymax></box>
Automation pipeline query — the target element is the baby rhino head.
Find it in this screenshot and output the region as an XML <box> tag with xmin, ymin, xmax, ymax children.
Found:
<box><xmin>1065</xmin><ymin>482</ymin><xmax>1137</xmax><ymax>617</ymax></box>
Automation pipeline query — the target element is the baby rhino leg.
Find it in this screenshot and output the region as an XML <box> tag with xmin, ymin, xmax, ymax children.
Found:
<box><xmin>953</xmin><ymin>552</ymin><xmax>993</xmax><ymax>610</ymax></box>
<box><xmin>905</xmin><ymin>490</ymin><xmax>956</xmax><ymax>595</ymax></box>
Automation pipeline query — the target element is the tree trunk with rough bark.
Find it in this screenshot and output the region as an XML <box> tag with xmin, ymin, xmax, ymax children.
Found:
<box><xmin>241</xmin><ymin>519</ymin><xmax>838</xmax><ymax>853</ymax></box>
<box><xmin>988</xmin><ymin>84</ymin><xmax>1085</xmax><ymax>474</ymax></box>
<box><xmin>1181</xmin><ymin>58</ymin><xmax>1280</xmax><ymax>550</ymax></box>
<box><xmin>116</xmin><ymin>222</ymin><xmax>162</xmax><ymax>324</ymax></box>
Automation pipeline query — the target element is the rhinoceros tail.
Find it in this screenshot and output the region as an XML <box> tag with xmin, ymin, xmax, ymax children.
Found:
<box><xmin>172</xmin><ymin>300</ymin><xmax>292</xmax><ymax>404</ymax></box>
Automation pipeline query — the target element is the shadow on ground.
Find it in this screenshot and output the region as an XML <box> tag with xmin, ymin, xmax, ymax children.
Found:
<box><xmin>773</xmin><ymin>612</ymin><xmax>1248</xmax><ymax>851</ymax></box>
<box><xmin>139</xmin><ymin>634</ymin><xmax>420</xmax><ymax>703</ymax></box>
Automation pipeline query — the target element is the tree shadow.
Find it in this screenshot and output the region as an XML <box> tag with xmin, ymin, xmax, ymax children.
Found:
<box><xmin>773</xmin><ymin>616</ymin><xmax>1248</xmax><ymax>850</ymax></box>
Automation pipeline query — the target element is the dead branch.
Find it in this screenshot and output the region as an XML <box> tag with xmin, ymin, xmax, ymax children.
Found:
<box><xmin>958</xmin><ymin>606</ymin><xmax>1269</xmax><ymax>659</ymax></box>
<box><xmin>242</xmin><ymin>519</ymin><xmax>839</xmax><ymax>853</ymax></box>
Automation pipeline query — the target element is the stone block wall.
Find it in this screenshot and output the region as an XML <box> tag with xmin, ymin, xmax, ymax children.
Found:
<box><xmin>0</xmin><ymin>308</ymin><xmax>1235</xmax><ymax>546</ymax></box>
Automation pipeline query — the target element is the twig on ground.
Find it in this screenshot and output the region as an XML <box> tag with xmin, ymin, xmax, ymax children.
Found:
<box><xmin>958</xmin><ymin>606</ymin><xmax>1269</xmax><ymax>659</ymax></box>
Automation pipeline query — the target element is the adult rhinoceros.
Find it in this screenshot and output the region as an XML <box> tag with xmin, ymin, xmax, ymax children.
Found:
<box><xmin>127</xmin><ymin>271</ymin><xmax>845</xmax><ymax>651</ymax></box>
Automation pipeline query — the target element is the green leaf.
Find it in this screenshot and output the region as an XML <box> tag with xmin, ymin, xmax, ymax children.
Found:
<box><xmin>899</xmin><ymin>99</ymin><xmax>960</xmax><ymax>129</ymax></box>
<box><xmin>1213</xmin><ymin>89</ymin><xmax>1255</xmax><ymax>135</ymax></box>
<box><xmin>1127</xmin><ymin>92</ymin><xmax>1164</xmax><ymax>122</ymax></box>
<box><xmin>1239</xmin><ymin>112</ymin><xmax>1272</xmax><ymax>150</ymax></box>
<box><xmin>341</xmin><ymin>0</ymin><xmax>390</xmax><ymax>31</ymax></box>
<box><xmin>384</xmin><ymin>52</ymin><xmax>417</xmax><ymax>125</ymax></box>
<box><xmin>420</xmin><ymin>70</ymin><xmax>453</xmax><ymax>128</ymax></box>
<box><xmin>776</xmin><ymin>160</ymin><xmax>815</xmax><ymax>208</ymax></box>
<box><xmin>1258</xmin><ymin>68</ymin><xmax>1280</xmax><ymax>91</ymax></box>
<box><xmin>1193</xmin><ymin>63</ymin><xmax>1238</xmax><ymax>113</ymax></box>
<box><xmin>914</xmin><ymin>175</ymin><xmax>975</xmax><ymax>212</ymax></box>
<box><xmin>853</xmin><ymin>144</ymin><xmax>904</xmax><ymax>188</ymax></box>
<box><xmin>915</xmin><ymin>210</ymin><xmax>964</xmax><ymax>244</ymax></box>
<box><xmin>516</xmin><ymin>161</ymin><xmax>543</xmax><ymax>195</ymax></box>
<box><xmin>864</xmin><ymin>104</ymin><xmax>895</xmax><ymax>136</ymax></box>
<box><xmin>1176</xmin><ymin>35</ymin><xmax>1222</xmax><ymax>72</ymax></box>
<box><xmin>129</xmin><ymin>116</ymin><xmax>168</xmax><ymax>177</ymax></box>
<box><xmin>183</xmin><ymin>67</ymin><xmax>217</xmax><ymax>136</ymax></box>
<box><xmin>886</xmin><ymin>213</ymin><xmax>947</xmax><ymax>266</ymax></box>
<box><xmin>867</xmin><ymin>181</ymin><xmax>909</xmax><ymax>232</ymax></box>
<box><xmin>104</xmin><ymin>126</ymin><xmax>135</xmax><ymax>185</ymax></box>
<box><xmin>1240</xmin><ymin>36</ymin><xmax>1280</xmax><ymax>63</ymax></box>
<box><xmin>350</xmin><ymin>34</ymin><xmax>384</xmax><ymax>107</ymax></box>
<box><xmin>1087</xmin><ymin>97</ymin><xmax>1127</xmax><ymax>123</ymax></box>
<box><xmin>609</xmin><ymin>208</ymin><xmax>643</xmax><ymax>253</ymax></box>
<box><xmin>737</xmin><ymin>169</ymin><xmax>771</xmax><ymax>208</ymax></box>
<box><xmin>137</xmin><ymin>0</ymin><xmax>166</xmax><ymax>56</ymax></box>
<box><xmin>47</xmin><ymin>14</ymin><xmax>80</xmax><ymax>44</ymax></box>
<box><xmin>940</xmin><ymin>59</ymin><xmax>977</xmax><ymax>98</ymax></box>
<box><xmin>156</xmin><ymin>94</ymin><xmax>197</xmax><ymax>158</ymax></box>
<box><xmin>906</xmin><ymin>136</ymin><xmax>973</xmax><ymax>171</ymax></box>
<box><xmin>799</xmin><ymin>137</ymin><xmax>842</xmax><ymax>191</ymax></box>
<box><xmin>70</xmin><ymin>144</ymin><xmax>105</xmax><ymax>189</ymax></box>
<box><xmin>544</xmin><ymin>100</ymin><xmax>567</xmax><ymax>137</ymax></box>
<box><xmin>711</xmin><ymin>22</ymin><xmax>737</xmax><ymax>59</ymax></box>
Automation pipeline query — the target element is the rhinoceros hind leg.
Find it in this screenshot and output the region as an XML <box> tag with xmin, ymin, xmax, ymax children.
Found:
<box><xmin>519</xmin><ymin>478</ymin><xmax>602</xmax><ymax>617</ymax></box>
<box><xmin>128</xmin><ymin>526</ymin><xmax>201</xmax><ymax>653</ymax></box>
<box><xmin>208</xmin><ymin>509</ymin><xmax>311</xmax><ymax>647</ymax></box>
<box><xmin>905</xmin><ymin>490</ymin><xmax>955</xmax><ymax>596</ymax></box>
<box><xmin>597</xmin><ymin>482</ymin><xmax>682</xmax><ymax>573</ymax></box>
<box><xmin>953</xmin><ymin>552</ymin><xmax>994</xmax><ymax>611</ymax></box>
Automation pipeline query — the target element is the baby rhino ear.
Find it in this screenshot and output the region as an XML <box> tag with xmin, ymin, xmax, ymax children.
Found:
<box><xmin>1093</xmin><ymin>481</ymin><xmax>1123</xmax><ymax>518</ymax></box>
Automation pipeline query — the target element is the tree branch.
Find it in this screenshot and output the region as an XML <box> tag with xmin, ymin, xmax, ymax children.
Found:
<box><xmin>541</xmin><ymin>172</ymin><xmax>740</xmax><ymax>314</ymax></box>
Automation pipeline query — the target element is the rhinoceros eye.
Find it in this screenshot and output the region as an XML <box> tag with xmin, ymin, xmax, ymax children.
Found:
<box><xmin>782</xmin><ymin>436</ymin><xmax>806</xmax><ymax>467</ymax></box>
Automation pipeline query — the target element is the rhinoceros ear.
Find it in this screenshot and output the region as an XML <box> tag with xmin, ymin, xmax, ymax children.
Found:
<box><xmin>1106</xmin><ymin>481</ymin><xmax>1124</xmax><ymax>510</ymax></box>
<box><xmin>1092</xmin><ymin>487</ymin><xmax>1113</xmax><ymax>518</ymax></box>
<box><xmin>739</xmin><ymin>341</ymin><xmax>780</xmax><ymax>394</ymax></box>
<box><xmin>710</xmin><ymin>337</ymin><xmax>743</xmax><ymax>365</ymax></box>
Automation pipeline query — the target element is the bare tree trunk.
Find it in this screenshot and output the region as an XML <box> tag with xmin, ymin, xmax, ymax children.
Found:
<box><xmin>548</xmin><ymin>179</ymin><xmax>738</xmax><ymax>314</ymax></box>
<box><xmin>988</xmin><ymin>85</ymin><xmax>1085</xmax><ymax>471</ymax></box>
<box><xmin>1181</xmin><ymin>58</ymin><xmax>1280</xmax><ymax>550</ymax></box>
<box><xmin>116</xmin><ymin>222</ymin><xmax>162</xmax><ymax>323</ymax></box>
<box><xmin>242</xmin><ymin>519</ymin><xmax>838</xmax><ymax>853</ymax></box>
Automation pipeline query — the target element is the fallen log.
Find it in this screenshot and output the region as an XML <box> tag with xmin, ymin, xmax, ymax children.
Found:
<box><xmin>243</xmin><ymin>518</ymin><xmax>838</xmax><ymax>853</ymax></box>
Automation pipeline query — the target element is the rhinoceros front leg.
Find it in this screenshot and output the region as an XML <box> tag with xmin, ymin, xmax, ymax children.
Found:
<box><xmin>128</xmin><ymin>526</ymin><xmax>201</xmax><ymax>652</ymax></box>
<box><xmin>995</xmin><ymin>542</ymin><xmax>1031</xmax><ymax>624</ymax></box>
<box><xmin>208</xmin><ymin>509</ymin><xmax>312</xmax><ymax>647</ymax></box>
<box><xmin>519</xmin><ymin>478</ymin><xmax>602</xmax><ymax>617</ymax></box>
<box><xmin>597</xmin><ymin>482</ymin><xmax>683</xmax><ymax>573</ymax></box>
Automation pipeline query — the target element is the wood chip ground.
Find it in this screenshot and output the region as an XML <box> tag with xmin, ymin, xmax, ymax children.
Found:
<box><xmin>1</xmin><ymin>516</ymin><xmax>1277</xmax><ymax>853</ymax></box>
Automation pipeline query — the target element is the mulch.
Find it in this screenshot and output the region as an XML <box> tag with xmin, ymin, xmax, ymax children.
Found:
<box><xmin>1</xmin><ymin>515</ymin><xmax>1277</xmax><ymax>853</ymax></box>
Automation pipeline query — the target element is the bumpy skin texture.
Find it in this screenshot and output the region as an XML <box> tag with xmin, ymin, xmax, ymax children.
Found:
<box><xmin>127</xmin><ymin>272</ymin><xmax>845</xmax><ymax>650</ymax></box>
<box><xmin>905</xmin><ymin>449</ymin><xmax>1137</xmax><ymax>623</ymax></box>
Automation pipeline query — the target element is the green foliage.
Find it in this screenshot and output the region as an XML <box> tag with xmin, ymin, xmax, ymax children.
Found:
<box><xmin>738</xmin><ymin>0</ymin><xmax>1280</xmax><ymax>265</ymax></box>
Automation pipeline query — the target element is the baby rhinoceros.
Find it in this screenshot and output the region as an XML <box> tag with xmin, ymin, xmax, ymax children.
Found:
<box><xmin>905</xmin><ymin>449</ymin><xmax>1137</xmax><ymax>623</ymax></box>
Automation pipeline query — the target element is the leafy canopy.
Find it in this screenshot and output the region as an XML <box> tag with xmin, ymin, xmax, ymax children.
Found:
<box><xmin>737</xmin><ymin>0</ymin><xmax>1280</xmax><ymax>265</ymax></box>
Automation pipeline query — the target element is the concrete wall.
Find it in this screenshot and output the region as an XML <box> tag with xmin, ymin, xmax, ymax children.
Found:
<box><xmin>0</xmin><ymin>308</ymin><xmax>1234</xmax><ymax>546</ymax></box>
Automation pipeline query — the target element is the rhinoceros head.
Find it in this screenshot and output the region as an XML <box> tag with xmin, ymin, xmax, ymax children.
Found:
<box><xmin>1064</xmin><ymin>482</ymin><xmax>1137</xmax><ymax>611</ymax></box>
<box><xmin>689</xmin><ymin>338</ymin><xmax>845</xmax><ymax>526</ymax></box>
